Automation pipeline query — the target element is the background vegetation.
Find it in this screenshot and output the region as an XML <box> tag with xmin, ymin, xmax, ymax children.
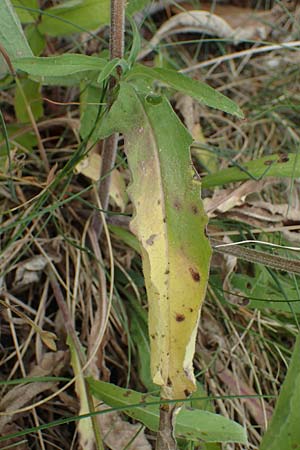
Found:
<box><xmin>1</xmin><ymin>0</ymin><xmax>300</xmax><ymax>449</ymax></box>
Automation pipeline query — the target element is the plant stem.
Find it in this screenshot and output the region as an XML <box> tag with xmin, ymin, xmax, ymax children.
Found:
<box><xmin>156</xmin><ymin>404</ymin><xmax>178</xmax><ymax>450</ymax></box>
<box><xmin>93</xmin><ymin>0</ymin><xmax>125</xmax><ymax>237</ymax></box>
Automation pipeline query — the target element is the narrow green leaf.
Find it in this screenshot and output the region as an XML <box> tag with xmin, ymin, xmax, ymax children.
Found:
<box><xmin>127</xmin><ymin>16</ymin><xmax>141</xmax><ymax>66</ymax></box>
<box><xmin>126</xmin><ymin>64</ymin><xmax>244</xmax><ymax>118</ymax></box>
<box><xmin>25</xmin><ymin>24</ymin><xmax>46</xmax><ymax>56</ymax></box>
<box><xmin>231</xmin><ymin>271</ymin><xmax>300</xmax><ymax>314</ymax></box>
<box><xmin>88</xmin><ymin>378</ymin><xmax>247</xmax><ymax>444</ymax></box>
<box><xmin>109</xmin><ymin>224</ymin><xmax>141</xmax><ymax>254</ymax></box>
<box><xmin>96</xmin><ymin>58</ymin><xmax>128</xmax><ymax>84</ymax></box>
<box><xmin>126</xmin><ymin>0</ymin><xmax>151</xmax><ymax>16</ymax></box>
<box><xmin>80</xmin><ymin>83</ymin><xmax>103</xmax><ymax>140</ymax></box>
<box><xmin>38</xmin><ymin>0</ymin><xmax>110</xmax><ymax>36</ymax></box>
<box><xmin>11</xmin><ymin>0</ymin><xmax>39</xmax><ymax>23</ymax></box>
<box><xmin>259</xmin><ymin>333</ymin><xmax>300</xmax><ymax>450</ymax></box>
<box><xmin>202</xmin><ymin>152</ymin><xmax>297</xmax><ymax>188</ymax></box>
<box><xmin>14</xmin><ymin>79</ymin><xmax>43</xmax><ymax>122</ymax></box>
<box><xmin>0</xmin><ymin>0</ymin><xmax>33</xmax><ymax>60</ymax></box>
<box><xmin>126</xmin><ymin>295</ymin><xmax>156</xmax><ymax>391</ymax></box>
<box><xmin>14</xmin><ymin>54</ymin><xmax>106</xmax><ymax>77</ymax></box>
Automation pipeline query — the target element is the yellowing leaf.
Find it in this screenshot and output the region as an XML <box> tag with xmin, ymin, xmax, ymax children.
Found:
<box><xmin>99</xmin><ymin>82</ymin><xmax>212</xmax><ymax>400</ymax></box>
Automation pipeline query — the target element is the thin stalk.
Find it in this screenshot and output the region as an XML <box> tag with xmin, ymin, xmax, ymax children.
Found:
<box><xmin>211</xmin><ymin>238</ymin><xmax>300</xmax><ymax>275</ymax></box>
<box><xmin>93</xmin><ymin>0</ymin><xmax>125</xmax><ymax>237</ymax></box>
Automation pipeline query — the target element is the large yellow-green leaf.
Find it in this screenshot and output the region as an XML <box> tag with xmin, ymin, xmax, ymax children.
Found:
<box><xmin>100</xmin><ymin>82</ymin><xmax>211</xmax><ymax>400</ymax></box>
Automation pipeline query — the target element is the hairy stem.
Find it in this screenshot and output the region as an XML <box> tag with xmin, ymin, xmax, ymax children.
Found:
<box><xmin>211</xmin><ymin>238</ymin><xmax>300</xmax><ymax>275</ymax></box>
<box><xmin>93</xmin><ymin>0</ymin><xmax>125</xmax><ymax>237</ymax></box>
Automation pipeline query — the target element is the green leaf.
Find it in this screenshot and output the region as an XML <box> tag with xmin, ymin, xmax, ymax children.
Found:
<box><xmin>0</xmin><ymin>0</ymin><xmax>33</xmax><ymax>60</ymax></box>
<box><xmin>96</xmin><ymin>58</ymin><xmax>128</xmax><ymax>84</ymax></box>
<box><xmin>126</xmin><ymin>64</ymin><xmax>244</xmax><ymax>118</ymax></box>
<box><xmin>11</xmin><ymin>0</ymin><xmax>39</xmax><ymax>23</ymax></box>
<box><xmin>259</xmin><ymin>333</ymin><xmax>300</xmax><ymax>450</ymax></box>
<box><xmin>80</xmin><ymin>83</ymin><xmax>103</xmax><ymax>140</ymax></box>
<box><xmin>202</xmin><ymin>152</ymin><xmax>297</xmax><ymax>188</ymax></box>
<box><xmin>127</xmin><ymin>16</ymin><xmax>141</xmax><ymax>66</ymax></box>
<box><xmin>109</xmin><ymin>224</ymin><xmax>141</xmax><ymax>254</ymax></box>
<box><xmin>126</xmin><ymin>0</ymin><xmax>151</xmax><ymax>15</ymax></box>
<box><xmin>88</xmin><ymin>378</ymin><xmax>247</xmax><ymax>444</ymax></box>
<box><xmin>25</xmin><ymin>25</ymin><xmax>46</xmax><ymax>56</ymax></box>
<box><xmin>38</xmin><ymin>0</ymin><xmax>110</xmax><ymax>36</ymax></box>
<box><xmin>14</xmin><ymin>54</ymin><xmax>106</xmax><ymax>77</ymax></box>
<box><xmin>230</xmin><ymin>267</ymin><xmax>300</xmax><ymax>314</ymax></box>
<box><xmin>126</xmin><ymin>294</ymin><xmax>156</xmax><ymax>391</ymax></box>
<box><xmin>14</xmin><ymin>79</ymin><xmax>43</xmax><ymax>122</ymax></box>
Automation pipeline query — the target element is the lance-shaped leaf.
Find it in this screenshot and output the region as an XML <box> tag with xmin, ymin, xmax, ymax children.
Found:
<box><xmin>100</xmin><ymin>82</ymin><xmax>212</xmax><ymax>400</ymax></box>
<box><xmin>259</xmin><ymin>332</ymin><xmax>300</xmax><ymax>450</ymax></box>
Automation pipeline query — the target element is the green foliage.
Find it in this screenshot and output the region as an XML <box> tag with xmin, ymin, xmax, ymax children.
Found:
<box><xmin>12</xmin><ymin>0</ymin><xmax>38</xmax><ymax>23</ymax></box>
<box><xmin>14</xmin><ymin>54</ymin><xmax>106</xmax><ymax>77</ymax></box>
<box><xmin>126</xmin><ymin>294</ymin><xmax>156</xmax><ymax>391</ymax></box>
<box><xmin>37</xmin><ymin>0</ymin><xmax>110</xmax><ymax>36</ymax></box>
<box><xmin>126</xmin><ymin>0</ymin><xmax>151</xmax><ymax>16</ymax></box>
<box><xmin>202</xmin><ymin>152</ymin><xmax>298</xmax><ymax>188</ymax></box>
<box><xmin>231</xmin><ymin>268</ymin><xmax>300</xmax><ymax>314</ymax></box>
<box><xmin>126</xmin><ymin>65</ymin><xmax>244</xmax><ymax>118</ymax></box>
<box><xmin>0</xmin><ymin>0</ymin><xmax>33</xmax><ymax>61</ymax></box>
<box><xmin>88</xmin><ymin>377</ymin><xmax>248</xmax><ymax>444</ymax></box>
<box><xmin>259</xmin><ymin>333</ymin><xmax>300</xmax><ymax>450</ymax></box>
<box><xmin>25</xmin><ymin>24</ymin><xmax>45</xmax><ymax>56</ymax></box>
<box><xmin>14</xmin><ymin>78</ymin><xmax>43</xmax><ymax>122</ymax></box>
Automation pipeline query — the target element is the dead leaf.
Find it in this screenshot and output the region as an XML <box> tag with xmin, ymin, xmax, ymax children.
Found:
<box><xmin>0</xmin><ymin>352</ymin><xmax>66</xmax><ymax>433</ymax></box>
<box><xmin>139</xmin><ymin>7</ymin><xmax>271</xmax><ymax>59</ymax></box>
<box><xmin>97</xmin><ymin>405</ymin><xmax>151</xmax><ymax>450</ymax></box>
<box><xmin>14</xmin><ymin>253</ymin><xmax>60</xmax><ymax>288</ymax></box>
<box><xmin>204</xmin><ymin>179</ymin><xmax>271</xmax><ymax>217</ymax></box>
<box><xmin>29</xmin><ymin>351</ymin><xmax>67</xmax><ymax>377</ymax></box>
<box><xmin>0</xmin><ymin>381</ymin><xmax>56</xmax><ymax>432</ymax></box>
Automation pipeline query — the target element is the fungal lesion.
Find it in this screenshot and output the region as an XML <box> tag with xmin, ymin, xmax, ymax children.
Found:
<box><xmin>189</xmin><ymin>267</ymin><xmax>201</xmax><ymax>282</ymax></box>
<box><xmin>146</xmin><ymin>234</ymin><xmax>157</xmax><ymax>246</ymax></box>
<box><xmin>175</xmin><ymin>313</ymin><xmax>185</xmax><ymax>322</ymax></box>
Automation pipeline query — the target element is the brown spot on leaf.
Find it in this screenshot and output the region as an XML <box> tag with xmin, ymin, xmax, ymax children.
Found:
<box><xmin>189</xmin><ymin>307</ymin><xmax>194</xmax><ymax>313</ymax></box>
<box><xmin>184</xmin><ymin>389</ymin><xmax>191</xmax><ymax>397</ymax></box>
<box><xmin>173</xmin><ymin>199</ymin><xmax>181</xmax><ymax>210</ymax></box>
<box><xmin>165</xmin><ymin>269</ymin><xmax>170</xmax><ymax>275</ymax></box>
<box><xmin>146</xmin><ymin>234</ymin><xmax>157</xmax><ymax>246</ymax></box>
<box><xmin>264</xmin><ymin>160</ymin><xmax>274</xmax><ymax>166</ymax></box>
<box><xmin>277</xmin><ymin>152</ymin><xmax>289</xmax><ymax>163</ymax></box>
<box><xmin>150</xmin><ymin>334</ymin><xmax>155</xmax><ymax>340</ymax></box>
<box><xmin>191</xmin><ymin>204</ymin><xmax>199</xmax><ymax>215</ymax></box>
<box><xmin>163</xmin><ymin>217</ymin><xmax>166</xmax><ymax>223</ymax></box>
<box><xmin>167</xmin><ymin>377</ymin><xmax>172</xmax><ymax>387</ymax></box>
<box><xmin>157</xmin><ymin>199</ymin><xmax>161</xmax><ymax>205</ymax></box>
<box><xmin>123</xmin><ymin>391</ymin><xmax>132</xmax><ymax>397</ymax></box>
<box><xmin>175</xmin><ymin>313</ymin><xmax>185</xmax><ymax>322</ymax></box>
<box><xmin>189</xmin><ymin>267</ymin><xmax>201</xmax><ymax>282</ymax></box>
